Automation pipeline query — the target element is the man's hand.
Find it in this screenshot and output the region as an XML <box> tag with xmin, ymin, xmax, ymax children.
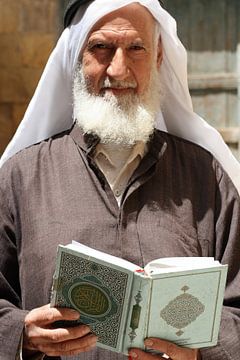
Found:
<box><xmin>129</xmin><ymin>338</ymin><xmax>201</xmax><ymax>360</ymax></box>
<box><xmin>23</xmin><ymin>304</ymin><xmax>98</xmax><ymax>357</ymax></box>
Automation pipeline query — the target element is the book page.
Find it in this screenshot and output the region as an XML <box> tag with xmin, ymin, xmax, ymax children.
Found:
<box><xmin>68</xmin><ymin>241</ymin><xmax>142</xmax><ymax>272</ymax></box>
<box><xmin>144</xmin><ymin>257</ymin><xmax>221</xmax><ymax>275</ymax></box>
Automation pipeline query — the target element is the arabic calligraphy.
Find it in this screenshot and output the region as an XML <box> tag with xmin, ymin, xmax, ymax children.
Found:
<box><xmin>70</xmin><ymin>282</ymin><xmax>111</xmax><ymax>317</ymax></box>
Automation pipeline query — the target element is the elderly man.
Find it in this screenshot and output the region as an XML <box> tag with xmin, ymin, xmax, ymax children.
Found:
<box><xmin>0</xmin><ymin>0</ymin><xmax>240</xmax><ymax>360</ymax></box>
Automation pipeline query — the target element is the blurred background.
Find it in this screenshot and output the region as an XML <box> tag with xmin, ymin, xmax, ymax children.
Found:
<box><xmin>0</xmin><ymin>0</ymin><xmax>239</xmax><ymax>159</ymax></box>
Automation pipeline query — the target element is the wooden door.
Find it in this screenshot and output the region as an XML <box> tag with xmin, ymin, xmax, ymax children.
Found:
<box><xmin>165</xmin><ymin>0</ymin><xmax>240</xmax><ymax>159</ymax></box>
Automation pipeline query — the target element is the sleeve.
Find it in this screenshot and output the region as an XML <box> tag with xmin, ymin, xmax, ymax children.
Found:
<box><xmin>0</xmin><ymin>173</ymin><xmax>29</xmax><ymax>359</ymax></box>
<box><xmin>16</xmin><ymin>334</ymin><xmax>45</xmax><ymax>360</ymax></box>
<box><xmin>201</xmin><ymin>162</ymin><xmax>240</xmax><ymax>360</ymax></box>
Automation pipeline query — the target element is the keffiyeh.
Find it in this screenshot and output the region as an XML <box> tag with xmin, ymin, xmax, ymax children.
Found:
<box><xmin>1</xmin><ymin>0</ymin><xmax>240</xmax><ymax>194</ymax></box>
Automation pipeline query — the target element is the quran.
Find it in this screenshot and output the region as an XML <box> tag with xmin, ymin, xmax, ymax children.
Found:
<box><xmin>50</xmin><ymin>242</ymin><xmax>227</xmax><ymax>355</ymax></box>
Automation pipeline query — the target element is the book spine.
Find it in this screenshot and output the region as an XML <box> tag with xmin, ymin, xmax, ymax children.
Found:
<box><xmin>50</xmin><ymin>246</ymin><xmax>62</xmax><ymax>306</ymax></box>
<box><xmin>122</xmin><ymin>273</ymin><xmax>151</xmax><ymax>354</ymax></box>
<box><xmin>50</xmin><ymin>272</ymin><xmax>58</xmax><ymax>306</ymax></box>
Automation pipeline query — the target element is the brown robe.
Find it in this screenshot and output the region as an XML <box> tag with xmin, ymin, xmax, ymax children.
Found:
<box><xmin>0</xmin><ymin>124</ymin><xmax>239</xmax><ymax>360</ymax></box>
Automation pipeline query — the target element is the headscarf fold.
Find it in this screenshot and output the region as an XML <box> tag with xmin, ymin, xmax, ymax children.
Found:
<box><xmin>1</xmin><ymin>0</ymin><xmax>240</xmax><ymax>194</ymax></box>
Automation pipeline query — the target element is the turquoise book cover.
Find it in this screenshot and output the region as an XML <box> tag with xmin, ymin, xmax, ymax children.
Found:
<box><xmin>146</xmin><ymin>268</ymin><xmax>227</xmax><ymax>348</ymax></box>
<box><xmin>51</xmin><ymin>245</ymin><xmax>135</xmax><ymax>353</ymax></box>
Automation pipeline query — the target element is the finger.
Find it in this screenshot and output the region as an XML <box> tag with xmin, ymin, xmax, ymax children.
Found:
<box><xmin>144</xmin><ymin>338</ymin><xmax>199</xmax><ymax>360</ymax></box>
<box><xmin>25</xmin><ymin>304</ymin><xmax>80</xmax><ymax>326</ymax></box>
<box><xmin>45</xmin><ymin>344</ymin><xmax>95</xmax><ymax>357</ymax></box>
<box><xmin>36</xmin><ymin>333</ymin><xmax>98</xmax><ymax>356</ymax></box>
<box><xmin>45</xmin><ymin>343</ymin><xmax>96</xmax><ymax>357</ymax></box>
<box><xmin>129</xmin><ymin>348</ymin><xmax>162</xmax><ymax>360</ymax></box>
<box><xmin>26</xmin><ymin>324</ymin><xmax>92</xmax><ymax>345</ymax></box>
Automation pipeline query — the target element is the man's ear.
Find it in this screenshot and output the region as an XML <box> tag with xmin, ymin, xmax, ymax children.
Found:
<box><xmin>157</xmin><ymin>37</ymin><xmax>163</xmax><ymax>69</ymax></box>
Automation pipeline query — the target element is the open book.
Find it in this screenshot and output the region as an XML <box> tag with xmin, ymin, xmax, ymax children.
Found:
<box><xmin>50</xmin><ymin>242</ymin><xmax>228</xmax><ymax>355</ymax></box>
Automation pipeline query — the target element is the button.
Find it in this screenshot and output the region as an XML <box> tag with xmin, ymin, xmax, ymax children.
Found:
<box><xmin>115</xmin><ymin>189</ymin><xmax>121</xmax><ymax>197</ymax></box>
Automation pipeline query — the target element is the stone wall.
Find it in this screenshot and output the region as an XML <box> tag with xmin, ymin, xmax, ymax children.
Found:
<box><xmin>0</xmin><ymin>0</ymin><xmax>62</xmax><ymax>155</ymax></box>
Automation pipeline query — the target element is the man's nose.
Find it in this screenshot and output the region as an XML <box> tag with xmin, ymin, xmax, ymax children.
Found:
<box><xmin>106</xmin><ymin>48</ymin><xmax>129</xmax><ymax>81</ymax></box>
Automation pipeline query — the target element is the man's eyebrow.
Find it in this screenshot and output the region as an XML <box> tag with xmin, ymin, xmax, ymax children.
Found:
<box><xmin>87</xmin><ymin>38</ymin><xmax>112</xmax><ymax>46</ymax></box>
<box><xmin>87</xmin><ymin>37</ymin><xmax>146</xmax><ymax>47</ymax></box>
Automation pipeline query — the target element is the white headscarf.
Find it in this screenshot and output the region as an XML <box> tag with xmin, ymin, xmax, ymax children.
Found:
<box><xmin>1</xmin><ymin>0</ymin><xmax>240</xmax><ymax>194</ymax></box>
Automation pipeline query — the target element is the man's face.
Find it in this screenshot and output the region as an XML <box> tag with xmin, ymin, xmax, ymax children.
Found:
<box><xmin>81</xmin><ymin>3</ymin><xmax>162</xmax><ymax>97</ymax></box>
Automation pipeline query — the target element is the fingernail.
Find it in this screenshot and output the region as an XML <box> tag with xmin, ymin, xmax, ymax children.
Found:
<box><xmin>129</xmin><ymin>352</ymin><xmax>138</xmax><ymax>358</ymax></box>
<box><xmin>82</xmin><ymin>325</ymin><xmax>91</xmax><ymax>334</ymax></box>
<box><xmin>144</xmin><ymin>339</ymin><xmax>153</xmax><ymax>347</ymax></box>
<box><xmin>91</xmin><ymin>334</ymin><xmax>98</xmax><ymax>342</ymax></box>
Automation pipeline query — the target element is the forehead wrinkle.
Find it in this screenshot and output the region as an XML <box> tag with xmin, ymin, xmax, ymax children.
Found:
<box><xmin>94</xmin><ymin>18</ymin><xmax>147</xmax><ymax>32</ymax></box>
<box><xmin>89</xmin><ymin>28</ymin><xmax>144</xmax><ymax>45</ymax></box>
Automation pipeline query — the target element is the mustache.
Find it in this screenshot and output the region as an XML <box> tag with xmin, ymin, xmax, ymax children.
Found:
<box><xmin>100</xmin><ymin>77</ymin><xmax>137</xmax><ymax>90</ymax></box>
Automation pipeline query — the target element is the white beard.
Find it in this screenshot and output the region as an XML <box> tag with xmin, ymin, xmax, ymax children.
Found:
<box><xmin>73</xmin><ymin>65</ymin><xmax>163</xmax><ymax>146</ymax></box>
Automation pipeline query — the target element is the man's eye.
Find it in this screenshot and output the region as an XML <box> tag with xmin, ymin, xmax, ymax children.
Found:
<box><xmin>95</xmin><ymin>43</ymin><xmax>108</xmax><ymax>49</ymax></box>
<box><xmin>130</xmin><ymin>45</ymin><xmax>145</xmax><ymax>51</ymax></box>
<box><xmin>89</xmin><ymin>43</ymin><xmax>110</xmax><ymax>51</ymax></box>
